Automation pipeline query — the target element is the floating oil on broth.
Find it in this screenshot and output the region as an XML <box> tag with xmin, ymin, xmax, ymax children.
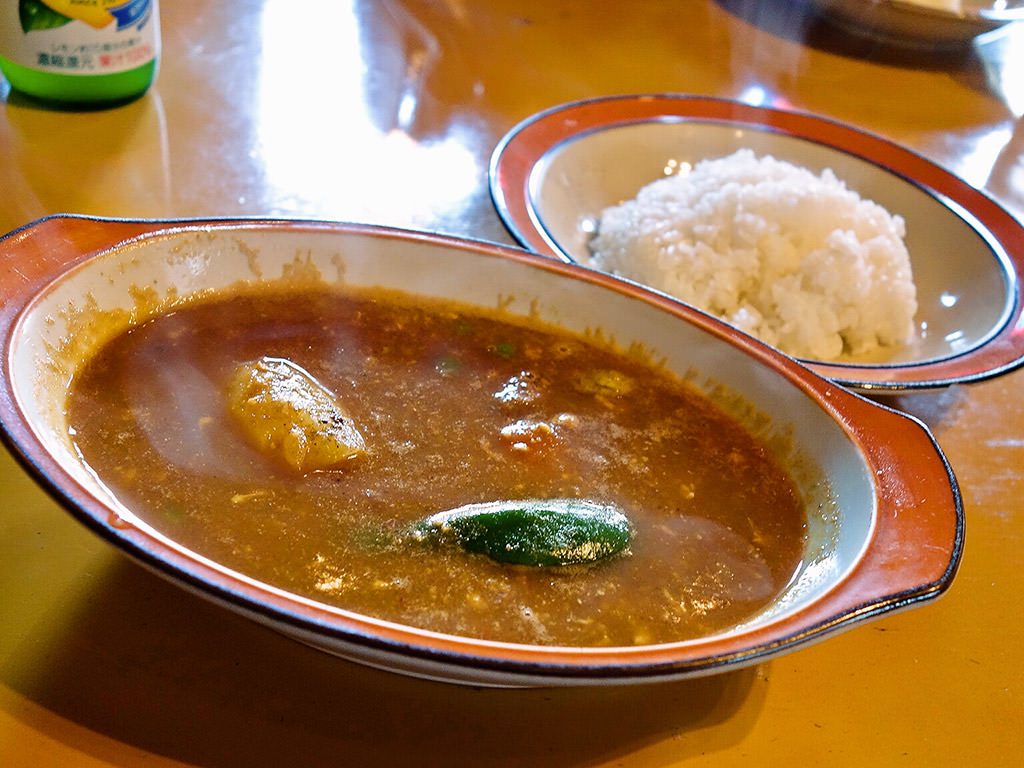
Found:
<box><xmin>65</xmin><ymin>286</ymin><xmax>807</xmax><ymax>647</ymax></box>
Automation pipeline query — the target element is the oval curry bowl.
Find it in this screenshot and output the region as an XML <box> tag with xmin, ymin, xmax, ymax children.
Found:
<box><xmin>0</xmin><ymin>216</ymin><xmax>963</xmax><ymax>687</ymax></box>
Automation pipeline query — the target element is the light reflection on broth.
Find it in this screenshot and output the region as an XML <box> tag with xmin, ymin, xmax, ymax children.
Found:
<box><xmin>65</xmin><ymin>285</ymin><xmax>807</xmax><ymax>647</ymax></box>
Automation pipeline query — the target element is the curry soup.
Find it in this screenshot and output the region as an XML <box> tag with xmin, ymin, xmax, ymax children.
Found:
<box><xmin>65</xmin><ymin>286</ymin><xmax>807</xmax><ymax>647</ymax></box>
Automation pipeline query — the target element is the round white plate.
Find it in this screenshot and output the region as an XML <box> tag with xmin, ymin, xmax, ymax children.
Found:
<box><xmin>490</xmin><ymin>94</ymin><xmax>1024</xmax><ymax>392</ymax></box>
<box><xmin>809</xmin><ymin>0</ymin><xmax>1024</xmax><ymax>45</ymax></box>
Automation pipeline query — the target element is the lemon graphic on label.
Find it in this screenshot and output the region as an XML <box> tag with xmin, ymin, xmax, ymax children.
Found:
<box><xmin>19</xmin><ymin>0</ymin><xmax>150</xmax><ymax>32</ymax></box>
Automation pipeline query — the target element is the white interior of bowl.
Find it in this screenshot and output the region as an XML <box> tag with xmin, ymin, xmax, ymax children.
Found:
<box><xmin>9</xmin><ymin>224</ymin><xmax>876</xmax><ymax>647</ymax></box>
<box><xmin>529</xmin><ymin>120</ymin><xmax>1015</xmax><ymax>367</ymax></box>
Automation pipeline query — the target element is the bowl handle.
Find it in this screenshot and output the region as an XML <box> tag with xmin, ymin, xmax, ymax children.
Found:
<box><xmin>811</xmin><ymin>387</ymin><xmax>963</xmax><ymax>628</ymax></box>
<box><xmin>701</xmin><ymin>385</ymin><xmax>965</xmax><ymax>669</ymax></box>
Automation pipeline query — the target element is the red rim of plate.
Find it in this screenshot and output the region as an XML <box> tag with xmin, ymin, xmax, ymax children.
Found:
<box><xmin>489</xmin><ymin>93</ymin><xmax>1024</xmax><ymax>393</ymax></box>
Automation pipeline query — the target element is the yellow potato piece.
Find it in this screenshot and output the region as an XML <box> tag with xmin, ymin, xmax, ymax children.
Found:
<box><xmin>227</xmin><ymin>357</ymin><xmax>365</xmax><ymax>472</ymax></box>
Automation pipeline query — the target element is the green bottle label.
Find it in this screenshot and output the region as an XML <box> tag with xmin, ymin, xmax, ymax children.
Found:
<box><xmin>0</xmin><ymin>0</ymin><xmax>158</xmax><ymax>76</ymax></box>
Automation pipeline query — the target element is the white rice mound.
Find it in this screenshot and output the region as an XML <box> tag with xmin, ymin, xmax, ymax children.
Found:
<box><xmin>587</xmin><ymin>149</ymin><xmax>918</xmax><ymax>361</ymax></box>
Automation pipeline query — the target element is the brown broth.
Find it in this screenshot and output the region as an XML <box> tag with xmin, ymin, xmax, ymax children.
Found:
<box><xmin>65</xmin><ymin>287</ymin><xmax>807</xmax><ymax>647</ymax></box>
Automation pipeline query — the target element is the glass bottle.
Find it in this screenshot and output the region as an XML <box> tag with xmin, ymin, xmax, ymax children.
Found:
<box><xmin>0</xmin><ymin>0</ymin><xmax>159</xmax><ymax>107</ymax></box>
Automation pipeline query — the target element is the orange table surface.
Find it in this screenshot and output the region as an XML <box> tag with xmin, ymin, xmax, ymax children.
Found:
<box><xmin>1</xmin><ymin>2</ymin><xmax>1022</xmax><ymax>765</ymax></box>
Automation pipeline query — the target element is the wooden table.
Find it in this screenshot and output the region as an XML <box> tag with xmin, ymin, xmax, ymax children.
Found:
<box><xmin>1</xmin><ymin>2</ymin><xmax>1021</xmax><ymax>765</ymax></box>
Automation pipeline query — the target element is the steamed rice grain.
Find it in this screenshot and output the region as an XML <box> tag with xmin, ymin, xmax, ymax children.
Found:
<box><xmin>587</xmin><ymin>149</ymin><xmax>918</xmax><ymax>361</ymax></box>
